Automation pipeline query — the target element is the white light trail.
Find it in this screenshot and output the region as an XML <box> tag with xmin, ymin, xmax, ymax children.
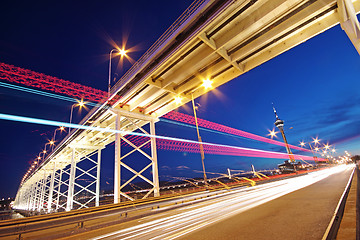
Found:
<box><xmin>0</xmin><ymin>113</ymin><xmax>317</xmax><ymax>160</ymax></box>
<box><xmin>91</xmin><ymin>165</ymin><xmax>353</xmax><ymax>240</ymax></box>
<box><xmin>0</xmin><ymin>82</ymin><xmax>100</xmax><ymax>107</ymax></box>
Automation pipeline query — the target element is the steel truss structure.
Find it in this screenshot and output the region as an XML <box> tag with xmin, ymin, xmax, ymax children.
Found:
<box><xmin>113</xmin><ymin>109</ymin><xmax>160</xmax><ymax>203</ymax></box>
<box><xmin>14</xmin><ymin>107</ymin><xmax>159</xmax><ymax>212</ymax></box>
<box><xmin>15</xmin><ymin>147</ymin><xmax>103</xmax><ymax>212</ymax></box>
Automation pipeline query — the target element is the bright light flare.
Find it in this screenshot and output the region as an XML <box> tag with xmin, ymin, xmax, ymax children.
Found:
<box><xmin>299</xmin><ymin>141</ymin><xmax>305</xmax><ymax>147</ymax></box>
<box><xmin>268</xmin><ymin>129</ymin><xmax>277</xmax><ymax>139</ymax></box>
<box><xmin>77</xmin><ymin>99</ymin><xmax>85</xmax><ymax>108</ymax></box>
<box><xmin>202</xmin><ymin>79</ymin><xmax>213</xmax><ymax>90</ymax></box>
<box><xmin>174</xmin><ymin>96</ymin><xmax>182</xmax><ymax>105</ymax></box>
<box><xmin>312</xmin><ymin>137</ymin><xmax>320</xmax><ymax>145</ymax></box>
<box><xmin>118</xmin><ymin>48</ymin><xmax>127</xmax><ymax>56</ymax></box>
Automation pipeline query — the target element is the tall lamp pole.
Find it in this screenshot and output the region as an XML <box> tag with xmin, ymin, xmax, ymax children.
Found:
<box><xmin>191</xmin><ymin>93</ymin><xmax>208</xmax><ymax>188</ymax></box>
<box><xmin>68</xmin><ymin>100</ymin><xmax>85</xmax><ymax>136</ymax></box>
<box><xmin>108</xmin><ymin>48</ymin><xmax>127</xmax><ymax>98</ymax></box>
<box><xmin>175</xmin><ymin>79</ymin><xmax>212</xmax><ymax>189</ymax></box>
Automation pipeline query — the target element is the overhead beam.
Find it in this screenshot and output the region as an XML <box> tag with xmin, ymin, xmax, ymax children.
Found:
<box><xmin>337</xmin><ymin>0</ymin><xmax>360</xmax><ymax>54</ymax></box>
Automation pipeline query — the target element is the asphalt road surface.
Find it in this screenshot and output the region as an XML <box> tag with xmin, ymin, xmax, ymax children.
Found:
<box><xmin>80</xmin><ymin>165</ymin><xmax>353</xmax><ymax>240</ymax></box>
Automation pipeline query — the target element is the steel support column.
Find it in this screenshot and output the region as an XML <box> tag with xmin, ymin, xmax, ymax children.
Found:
<box><xmin>111</xmin><ymin>108</ymin><xmax>160</xmax><ymax>202</ymax></box>
<box><xmin>30</xmin><ymin>183</ymin><xmax>35</xmax><ymax>211</ymax></box>
<box><xmin>34</xmin><ymin>181</ymin><xmax>40</xmax><ymax>211</ymax></box>
<box><xmin>47</xmin><ymin>163</ymin><xmax>56</xmax><ymax>213</ymax></box>
<box><xmin>96</xmin><ymin>149</ymin><xmax>101</xmax><ymax>207</ymax></box>
<box><xmin>56</xmin><ymin>168</ymin><xmax>62</xmax><ymax>211</ymax></box>
<box><xmin>150</xmin><ymin>119</ymin><xmax>160</xmax><ymax>197</ymax></box>
<box><xmin>114</xmin><ymin>113</ymin><xmax>121</xmax><ymax>204</ymax></box>
<box><xmin>66</xmin><ymin>148</ymin><xmax>76</xmax><ymax>211</ymax></box>
<box><xmin>40</xmin><ymin>172</ymin><xmax>47</xmax><ymax>211</ymax></box>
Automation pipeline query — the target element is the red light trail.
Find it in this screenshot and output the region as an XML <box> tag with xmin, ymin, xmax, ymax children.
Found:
<box><xmin>123</xmin><ymin>135</ymin><xmax>321</xmax><ymax>161</ymax></box>
<box><xmin>162</xmin><ymin>111</ymin><xmax>311</xmax><ymax>153</ymax></box>
<box><xmin>1</xmin><ymin>62</ymin><xmax>316</xmax><ymax>161</ymax></box>
<box><xmin>0</xmin><ymin>62</ymin><xmax>107</xmax><ymax>103</ymax></box>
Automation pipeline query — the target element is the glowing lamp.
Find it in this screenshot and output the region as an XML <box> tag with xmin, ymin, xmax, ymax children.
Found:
<box><xmin>174</xmin><ymin>96</ymin><xmax>182</xmax><ymax>104</ymax></box>
<box><xmin>202</xmin><ymin>79</ymin><xmax>213</xmax><ymax>90</ymax></box>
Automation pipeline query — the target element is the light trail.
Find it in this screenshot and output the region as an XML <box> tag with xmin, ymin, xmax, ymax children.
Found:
<box><xmin>2</xmin><ymin>79</ymin><xmax>292</xmax><ymax>149</ymax></box>
<box><xmin>1</xmin><ymin>70</ymin><xmax>312</xmax><ymax>155</ymax></box>
<box><xmin>1</xmin><ymin>64</ymin><xmax>310</xmax><ymax>153</ymax></box>
<box><xmin>121</xmin><ymin>134</ymin><xmax>317</xmax><ymax>160</ymax></box>
<box><xmin>0</xmin><ymin>62</ymin><xmax>107</xmax><ymax>102</ymax></box>
<box><xmin>160</xmin><ymin>118</ymin><xmax>259</xmax><ymax>142</ymax></box>
<box><xmin>91</xmin><ymin>165</ymin><xmax>353</xmax><ymax>240</ymax></box>
<box><xmin>0</xmin><ymin>113</ymin><xmax>323</xmax><ymax>161</ymax></box>
<box><xmin>163</xmin><ymin>111</ymin><xmax>311</xmax><ymax>152</ymax></box>
<box><xmin>0</xmin><ymin>82</ymin><xmax>99</xmax><ymax>107</ymax></box>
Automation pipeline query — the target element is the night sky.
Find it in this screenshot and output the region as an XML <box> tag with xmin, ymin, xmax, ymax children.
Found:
<box><xmin>1</xmin><ymin>1</ymin><xmax>360</xmax><ymax>198</ymax></box>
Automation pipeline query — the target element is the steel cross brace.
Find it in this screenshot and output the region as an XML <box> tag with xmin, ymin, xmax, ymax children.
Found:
<box><xmin>113</xmin><ymin>109</ymin><xmax>160</xmax><ymax>203</ymax></box>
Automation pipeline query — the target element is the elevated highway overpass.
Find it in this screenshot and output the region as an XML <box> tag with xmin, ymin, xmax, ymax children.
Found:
<box><xmin>13</xmin><ymin>0</ymin><xmax>360</xmax><ymax>212</ymax></box>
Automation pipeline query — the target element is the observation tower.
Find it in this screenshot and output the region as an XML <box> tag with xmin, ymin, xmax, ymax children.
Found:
<box><xmin>273</xmin><ymin>106</ymin><xmax>295</xmax><ymax>163</ymax></box>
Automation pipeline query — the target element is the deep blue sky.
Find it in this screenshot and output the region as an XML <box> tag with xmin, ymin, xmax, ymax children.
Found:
<box><xmin>1</xmin><ymin>1</ymin><xmax>360</xmax><ymax>198</ymax></box>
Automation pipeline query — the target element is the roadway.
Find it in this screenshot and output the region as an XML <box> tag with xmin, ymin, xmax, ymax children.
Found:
<box><xmin>57</xmin><ymin>165</ymin><xmax>354</xmax><ymax>240</ymax></box>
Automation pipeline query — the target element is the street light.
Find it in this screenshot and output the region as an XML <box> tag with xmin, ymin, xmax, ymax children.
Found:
<box><xmin>48</xmin><ymin>139</ymin><xmax>55</xmax><ymax>153</ymax></box>
<box><xmin>299</xmin><ymin>140</ymin><xmax>318</xmax><ymax>163</ymax></box>
<box><xmin>41</xmin><ymin>149</ymin><xmax>47</xmax><ymax>161</ymax></box>
<box><xmin>68</xmin><ymin>100</ymin><xmax>85</xmax><ymax>136</ymax></box>
<box><xmin>190</xmin><ymin>78</ymin><xmax>214</xmax><ymax>189</ymax></box>
<box><xmin>108</xmin><ymin>48</ymin><xmax>127</xmax><ymax>98</ymax></box>
<box><xmin>52</xmin><ymin>126</ymin><xmax>65</xmax><ymax>151</ymax></box>
<box><xmin>191</xmin><ymin>93</ymin><xmax>208</xmax><ymax>189</ymax></box>
<box><xmin>312</xmin><ymin>137</ymin><xmax>320</xmax><ymax>145</ymax></box>
<box><xmin>172</xmin><ymin>78</ymin><xmax>213</xmax><ymax>189</ymax></box>
<box><xmin>324</xmin><ymin>143</ymin><xmax>330</xmax><ymax>150</ymax></box>
<box><xmin>174</xmin><ymin>96</ymin><xmax>182</xmax><ymax>104</ymax></box>
<box><xmin>268</xmin><ymin>129</ymin><xmax>277</xmax><ymax>139</ymax></box>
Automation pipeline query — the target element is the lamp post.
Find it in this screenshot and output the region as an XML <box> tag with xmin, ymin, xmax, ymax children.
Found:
<box><xmin>191</xmin><ymin>93</ymin><xmax>208</xmax><ymax>188</ymax></box>
<box><xmin>108</xmin><ymin>48</ymin><xmax>127</xmax><ymax>98</ymax></box>
<box><xmin>68</xmin><ymin>100</ymin><xmax>85</xmax><ymax>136</ymax></box>
<box><xmin>41</xmin><ymin>149</ymin><xmax>47</xmax><ymax>161</ymax></box>
<box><xmin>300</xmin><ymin>138</ymin><xmax>322</xmax><ymax>163</ymax></box>
<box><xmin>174</xmin><ymin>78</ymin><xmax>213</xmax><ymax>189</ymax></box>
<box><xmin>300</xmin><ymin>141</ymin><xmax>318</xmax><ymax>163</ymax></box>
<box><xmin>52</xmin><ymin>126</ymin><xmax>65</xmax><ymax>151</ymax></box>
<box><xmin>191</xmin><ymin>78</ymin><xmax>213</xmax><ymax>189</ymax></box>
